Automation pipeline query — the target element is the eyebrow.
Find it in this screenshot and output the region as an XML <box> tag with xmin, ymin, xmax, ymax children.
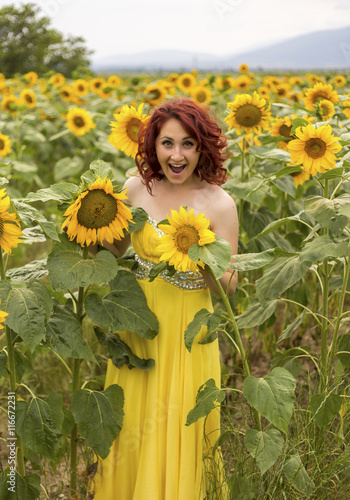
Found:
<box><xmin>160</xmin><ymin>136</ymin><xmax>193</xmax><ymax>140</ymax></box>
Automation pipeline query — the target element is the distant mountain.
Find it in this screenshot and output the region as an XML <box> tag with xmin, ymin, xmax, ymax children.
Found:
<box><xmin>91</xmin><ymin>26</ymin><xmax>350</xmax><ymax>72</ymax></box>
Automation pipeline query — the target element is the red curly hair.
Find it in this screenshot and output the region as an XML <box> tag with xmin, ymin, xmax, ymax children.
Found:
<box><xmin>135</xmin><ymin>98</ymin><xmax>229</xmax><ymax>193</ymax></box>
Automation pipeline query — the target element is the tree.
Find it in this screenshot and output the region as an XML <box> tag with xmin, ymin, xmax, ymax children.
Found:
<box><xmin>0</xmin><ymin>3</ymin><xmax>93</xmax><ymax>77</ymax></box>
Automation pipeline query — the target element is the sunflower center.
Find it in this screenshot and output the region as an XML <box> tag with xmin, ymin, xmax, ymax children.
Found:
<box><xmin>312</xmin><ymin>91</ymin><xmax>330</xmax><ymax>103</ymax></box>
<box><xmin>77</xmin><ymin>189</ymin><xmax>118</xmax><ymax>228</ymax></box>
<box><xmin>174</xmin><ymin>226</ymin><xmax>199</xmax><ymax>253</ymax></box>
<box><xmin>196</xmin><ymin>90</ymin><xmax>207</xmax><ymax>103</ymax></box>
<box><xmin>126</xmin><ymin>117</ymin><xmax>141</xmax><ymax>142</ymax></box>
<box><xmin>182</xmin><ymin>78</ymin><xmax>191</xmax><ymax>87</ymax></box>
<box><xmin>73</xmin><ymin>116</ymin><xmax>85</xmax><ymax>128</ymax></box>
<box><xmin>0</xmin><ymin>139</ymin><xmax>4</xmax><ymax>150</ymax></box>
<box><xmin>150</xmin><ymin>89</ymin><xmax>161</xmax><ymax>99</ymax></box>
<box><xmin>0</xmin><ymin>217</ymin><xmax>3</xmax><ymax>235</ymax></box>
<box><xmin>25</xmin><ymin>94</ymin><xmax>33</xmax><ymax>103</ymax></box>
<box><xmin>279</xmin><ymin>124</ymin><xmax>292</xmax><ymax>138</ymax></box>
<box><xmin>305</xmin><ymin>138</ymin><xmax>326</xmax><ymax>159</ymax></box>
<box><xmin>235</xmin><ymin>104</ymin><xmax>262</xmax><ymax>127</ymax></box>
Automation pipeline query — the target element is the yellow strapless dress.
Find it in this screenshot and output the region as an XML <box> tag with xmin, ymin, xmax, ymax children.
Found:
<box><xmin>88</xmin><ymin>217</ymin><xmax>227</xmax><ymax>500</ymax></box>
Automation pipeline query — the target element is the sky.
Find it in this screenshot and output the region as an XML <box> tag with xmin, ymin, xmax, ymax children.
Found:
<box><xmin>2</xmin><ymin>0</ymin><xmax>350</xmax><ymax>61</ymax></box>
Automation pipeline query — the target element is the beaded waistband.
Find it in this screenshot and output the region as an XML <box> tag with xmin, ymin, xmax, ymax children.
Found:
<box><xmin>133</xmin><ymin>254</ymin><xmax>207</xmax><ymax>290</ymax></box>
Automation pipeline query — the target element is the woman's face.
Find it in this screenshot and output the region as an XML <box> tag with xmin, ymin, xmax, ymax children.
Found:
<box><xmin>155</xmin><ymin>118</ymin><xmax>201</xmax><ymax>187</ymax></box>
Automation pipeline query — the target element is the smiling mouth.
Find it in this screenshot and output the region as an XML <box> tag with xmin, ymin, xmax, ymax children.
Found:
<box><xmin>169</xmin><ymin>164</ymin><xmax>186</xmax><ymax>174</ymax></box>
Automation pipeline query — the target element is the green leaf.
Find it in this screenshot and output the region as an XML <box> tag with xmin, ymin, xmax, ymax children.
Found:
<box><xmin>85</xmin><ymin>270</ymin><xmax>159</xmax><ymax>339</ymax></box>
<box><xmin>148</xmin><ymin>261</ymin><xmax>169</xmax><ymax>282</ymax></box>
<box><xmin>71</xmin><ymin>385</ymin><xmax>124</xmax><ymax>459</ymax></box>
<box><xmin>304</xmin><ymin>195</ymin><xmax>348</xmax><ymax>236</ymax></box>
<box><xmin>291</xmin><ymin>117</ymin><xmax>309</xmax><ymax>134</ymax></box>
<box><xmin>225</xmin><ymin>176</ymin><xmax>269</xmax><ymax>205</ymax></box>
<box><xmin>23</xmin><ymin>183</ymin><xmax>79</xmax><ymax>203</ymax></box>
<box><xmin>268</xmin><ymin>164</ymin><xmax>304</xmax><ymax>180</ymax></box>
<box><xmin>256</xmin><ymin>257</ymin><xmax>311</xmax><ymax>305</ymax></box>
<box><xmin>248</xmin><ymin>145</ymin><xmax>291</xmax><ymax>162</ymax></box>
<box><xmin>28</xmin><ymin>280</ymin><xmax>53</xmax><ymax>320</ymax></box>
<box><xmin>337</xmin><ymin>334</ymin><xmax>350</xmax><ymax>368</ymax></box>
<box><xmin>230</xmin><ymin>249</ymin><xmax>275</xmax><ymax>271</ymax></box>
<box><xmin>243</xmin><ymin>367</ymin><xmax>296</xmax><ymax>433</ymax></box>
<box><xmin>5</xmin><ymin>259</ymin><xmax>48</xmax><ymax>282</ymax></box>
<box><xmin>283</xmin><ymin>452</ymin><xmax>315</xmax><ymax>495</ymax></box>
<box><xmin>333</xmin><ymin>193</ymin><xmax>350</xmax><ymax>218</ymax></box>
<box><xmin>46</xmin><ymin>391</ymin><xmax>65</xmax><ymax>432</ymax></box>
<box><xmin>45</xmin><ymin>307</ymin><xmax>96</xmax><ymax>362</ymax></box>
<box><xmin>48</xmin><ymin>248</ymin><xmax>119</xmax><ymax>290</ymax></box>
<box><xmin>94</xmin><ymin>326</ymin><xmax>154</xmax><ymax>370</ymax></box>
<box><xmin>0</xmin><ymin>281</ymin><xmax>46</xmax><ymax>352</ymax></box>
<box><xmin>257</xmin><ymin>212</ymin><xmax>308</xmax><ymax>239</ymax></box>
<box><xmin>0</xmin><ymin>471</ymin><xmax>41</xmax><ymax>500</ymax></box>
<box><xmin>236</xmin><ymin>299</ymin><xmax>278</xmax><ymax>329</ymax></box>
<box><xmin>188</xmin><ymin>236</ymin><xmax>232</xmax><ymax>279</ymax></box>
<box><xmin>245</xmin><ymin>428</ymin><xmax>284</xmax><ymax>475</ymax></box>
<box><xmin>127</xmin><ymin>207</ymin><xmax>148</xmax><ymax>233</ymax></box>
<box><xmin>186</xmin><ymin>378</ymin><xmax>225</xmax><ymax>426</ymax></box>
<box><xmin>318</xmin><ymin>167</ymin><xmax>344</xmax><ymax>179</ymax></box>
<box><xmin>16</xmin><ymin>398</ymin><xmax>62</xmax><ymax>460</ymax></box>
<box><xmin>277</xmin><ymin>310</ymin><xmax>306</xmax><ymax>343</ymax></box>
<box><xmin>89</xmin><ymin>158</ymin><xmax>115</xmax><ymax>180</ymax></box>
<box><xmin>230</xmin><ymin>474</ymin><xmax>258</xmax><ymax>500</ymax></box>
<box><xmin>184</xmin><ymin>309</ymin><xmax>222</xmax><ymax>352</ymax></box>
<box><xmin>54</xmin><ymin>156</ymin><xmax>84</xmax><ymax>182</ymax></box>
<box><xmin>300</xmin><ymin>234</ymin><xmax>348</xmax><ymax>262</ymax></box>
<box><xmin>14</xmin><ymin>202</ymin><xmax>60</xmax><ymax>241</ymax></box>
<box><xmin>22</xmin><ymin>225</ymin><xmax>47</xmax><ymax>243</ymax></box>
<box><xmin>310</xmin><ymin>392</ymin><xmax>342</xmax><ymax>427</ymax></box>
<box><xmin>0</xmin><ymin>351</ymin><xmax>7</xmax><ymax>378</ymax></box>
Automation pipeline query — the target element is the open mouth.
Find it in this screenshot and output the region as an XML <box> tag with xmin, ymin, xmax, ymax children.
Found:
<box><xmin>169</xmin><ymin>164</ymin><xmax>186</xmax><ymax>174</ymax></box>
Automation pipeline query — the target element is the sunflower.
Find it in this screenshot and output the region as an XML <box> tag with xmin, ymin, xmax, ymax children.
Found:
<box><xmin>191</xmin><ymin>86</ymin><xmax>212</xmax><ymax>104</ymax></box>
<box><xmin>0</xmin><ymin>133</ymin><xmax>12</xmax><ymax>157</ymax></box>
<box><xmin>65</xmin><ymin>107</ymin><xmax>96</xmax><ymax>136</ymax></box>
<box><xmin>108</xmin><ymin>103</ymin><xmax>150</xmax><ymax>158</ymax></box>
<box><xmin>257</xmin><ymin>86</ymin><xmax>270</xmax><ymax>99</ymax></box>
<box><xmin>333</xmin><ymin>75</ymin><xmax>346</xmax><ymax>88</ymax></box>
<box><xmin>317</xmin><ymin>99</ymin><xmax>335</xmax><ymax>121</ymax></box>
<box><xmin>290</xmin><ymin>170</ymin><xmax>310</xmax><ymax>188</ymax></box>
<box><xmin>23</xmin><ymin>71</ymin><xmax>38</xmax><ymax>86</ymax></box>
<box><xmin>62</xmin><ymin>176</ymin><xmax>133</xmax><ymax>247</ymax></box>
<box><xmin>215</xmin><ymin>76</ymin><xmax>235</xmax><ymax>91</ymax></box>
<box><xmin>274</xmin><ymin>83</ymin><xmax>290</xmax><ymax>99</ymax></box>
<box><xmin>157</xmin><ymin>207</ymin><xmax>216</xmax><ymax>273</ymax></box>
<box><xmin>0</xmin><ymin>188</ymin><xmax>23</xmax><ymax>254</ymax></box>
<box><xmin>289</xmin><ymin>76</ymin><xmax>303</xmax><ymax>86</ymax></box>
<box><xmin>235</xmin><ymin>75</ymin><xmax>251</xmax><ymax>91</ymax></box>
<box><xmin>225</xmin><ymin>91</ymin><xmax>271</xmax><ymax>135</ymax></box>
<box><xmin>306</xmin><ymin>74</ymin><xmax>324</xmax><ymax>85</ymax></box>
<box><xmin>72</xmin><ymin>79</ymin><xmax>89</xmax><ymax>97</ymax></box>
<box><xmin>49</xmin><ymin>73</ymin><xmax>65</xmax><ymax>88</ymax></box>
<box><xmin>0</xmin><ymin>301</ymin><xmax>9</xmax><ymax>330</ymax></box>
<box><xmin>303</xmin><ymin>83</ymin><xmax>339</xmax><ymax>111</ymax></box>
<box><xmin>167</xmin><ymin>73</ymin><xmax>179</xmax><ymax>84</ymax></box>
<box><xmin>287</xmin><ymin>124</ymin><xmax>342</xmax><ymax>176</ymax></box>
<box><xmin>97</xmin><ymin>85</ymin><xmax>114</xmax><ymax>99</ymax></box>
<box><xmin>177</xmin><ymin>73</ymin><xmax>196</xmax><ymax>93</ymax></box>
<box><xmin>1</xmin><ymin>95</ymin><xmax>19</xmax><ymax>113</ymax></box>
<box><xmin>107</xmin><ymin>75</ymin><xmax>123</xmax><ymax>87</ymax></box>
<box><xmin>144</xmin><ymin>84</ymin><xmax>167</xmax><ymax>106</ymax></box>
<box><xmin>19</xmin><ymin>89</ymin><xmax>36</xmax><ymax>108</ymax></box>
<box><xmin>90</xmin><ymin>77</ymin><xmax>105</xmax><ymax>93</ymax></box>
<box><xmin>342</xmin><ymin>98</ymin><xmax>350</xmax><ymax>119</ymax></box>
<box><xmin>239</xmin><ymin>63</ymin><xmax>249</xmax><ymax>73</ymax></box>
<box><xmin>59</xmin><ymin>85</ymin><xmax>75</xmax><ymax>102</ymax></box>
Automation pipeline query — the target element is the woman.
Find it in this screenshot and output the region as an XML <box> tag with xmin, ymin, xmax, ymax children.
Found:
<box><xmin>89</xmin><ymin>98</ymin><xmax>238</xmax><ymax>499</ymax></box>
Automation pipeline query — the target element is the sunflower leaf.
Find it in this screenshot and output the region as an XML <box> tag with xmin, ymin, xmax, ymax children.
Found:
<box><xmin>127</xmin><ymin>207</ymin><xmax>148</xmax><ymax>234</ymax></box>
<box><xmin>47</xmin><ymin>248</ymin><xmax>119</xmax><ymax>290</ymax></box>
<box><xmin>184</xmin><ymin>308</ymin><xmax>223</xmax><ymax>352</ymax></box>
<box><xmin>189</xmin><ymin>236</ymin><xmax>231</xmax><ymax>279</ymax></box>
<box><xmin>94</xmin><ymin>326</ymin><xmax>154</xmax><ymax>370</ymax></box>
<box><xmin>186</xmin><ymin>378</ymin><xmax>226</xmax><ymax>426</ymax></box>
<box><xmin>23</xmin><ymin>183</ymin><xmax>79</xmax><ymax>203</ymax></box>
<box><xmin>85</xmin><ymin>270</ymin><xmax>159</xmax><ymax>339</ymax></box>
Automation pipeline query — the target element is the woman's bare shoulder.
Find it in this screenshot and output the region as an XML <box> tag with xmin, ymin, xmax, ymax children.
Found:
<box><xmin>124</xmin><ymin>175</ymin><xmax>145</xmax><ymax>203</ymax></box>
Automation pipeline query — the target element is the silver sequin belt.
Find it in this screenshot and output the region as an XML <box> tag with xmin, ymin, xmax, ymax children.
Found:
<box><xmin>133</xmin><ymin>254</ymin><xmax>207</xmax><ymax>290</ymax></box>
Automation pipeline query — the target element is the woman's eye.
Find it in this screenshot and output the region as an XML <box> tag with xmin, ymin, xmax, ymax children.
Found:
<box><xmin>161</xmin><ymin>140</ymin><xmax>172</xmax><ymax>146</ymax></box>
<box><xmin>183</xmin><ymin>141</ymin><xmax>194</xmax><ymax>147</ymax></box>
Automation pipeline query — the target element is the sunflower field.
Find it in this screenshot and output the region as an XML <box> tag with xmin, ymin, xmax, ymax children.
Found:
<box><xmin>0</xmin><ymin>66</ymin><xmax>350</xmax><ymax>499</ymax></box>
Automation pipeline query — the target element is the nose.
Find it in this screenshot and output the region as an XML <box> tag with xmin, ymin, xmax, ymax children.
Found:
<box><xmin>170</xmin><ymin>145</ymin><xmax>184</xmax><ymax>161</ymax></box>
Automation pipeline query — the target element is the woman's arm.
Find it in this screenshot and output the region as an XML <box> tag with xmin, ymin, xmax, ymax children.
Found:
<box><xmin>201</xmin><ymin>190</ymin><xmax>239</xmax><ymax>296</ymax></box>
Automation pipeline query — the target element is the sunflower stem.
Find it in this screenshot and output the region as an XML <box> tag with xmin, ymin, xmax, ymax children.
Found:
<box><xmin>0</xmin><ymin>250</ymin><xmax>26</xmax><ymax>476</ymax></box>
<box><xmin>320</xmin><ymin>179</ymin><xmax>330</xmax><ymax>392</ymax></box>
<box><xmin>69</xmin><ymin>246</ymin><xmax>88</xmax><ymax>496</ymax></box>
<box><xmin>239</xmin><ymin>139</ymin><xmax>245</xmax><ymax>229</ymax></box>
<box><xmin>206</xmin><ymin>265</ymin><xmax>261</xmax><ymax>431</ymax></box>
<box><xmin>326</xmin><ymin>245</ymin><xmax>350</xmax><ymax>384</ymax></box>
